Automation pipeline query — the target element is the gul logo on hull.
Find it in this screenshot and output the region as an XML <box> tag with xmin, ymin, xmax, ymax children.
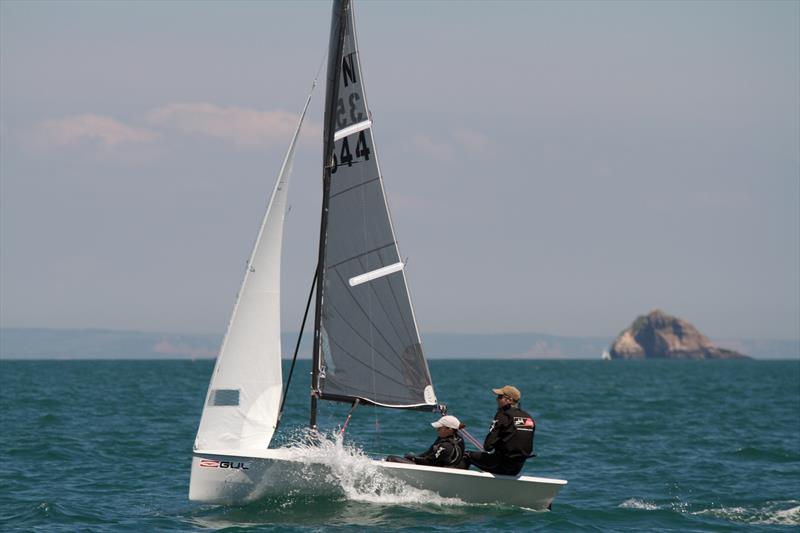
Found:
<box><xmin>199</xmin><ymin>459</ymin><xmax>249</xmax><ymax>470</ymax></box>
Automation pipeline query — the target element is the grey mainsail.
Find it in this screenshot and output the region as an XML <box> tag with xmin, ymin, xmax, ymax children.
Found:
<box><xmin>311</xmin><ymin>0</ymin><xmax>436</xmax><ymax>414</ymax></box>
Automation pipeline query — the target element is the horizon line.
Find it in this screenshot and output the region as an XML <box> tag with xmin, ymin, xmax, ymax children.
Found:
<box><xmin>1</xmin><ymin>325</ymin><xmax>797</xmax><ymax>342</ymax></box>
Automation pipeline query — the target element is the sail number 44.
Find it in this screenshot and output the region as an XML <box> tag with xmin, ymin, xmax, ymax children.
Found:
<box><xmin>332</xmin><ymin>131</ymin><xmax>371</xmax><ymax>173</ymax></box>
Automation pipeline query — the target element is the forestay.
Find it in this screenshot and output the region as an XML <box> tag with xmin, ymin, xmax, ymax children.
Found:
<box><xmin>315</xmin><ymin>0</ymin><xmax>436</xmax><ymax>409</ymax></box>
<box><xmin>194</xmin><ymin>90</ymin><xmax>313</xmax><ymax>451</ymax></box>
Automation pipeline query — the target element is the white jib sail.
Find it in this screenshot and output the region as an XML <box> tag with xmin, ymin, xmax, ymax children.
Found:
<box><xmin>194</xmin><ymin>86</ymin><xmax>314</xmax><ymax>452</ymax></box>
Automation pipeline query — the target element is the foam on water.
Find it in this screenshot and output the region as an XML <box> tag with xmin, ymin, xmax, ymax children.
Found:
<box><xmin>618</xmin><ymin>498</ymin><xmax>660</xmax><ymax>510</ymax></box>
<box><xmin>618</xmin><ymin>496</ymin><xmax>800</xmax><ymax>526</ymax></box>
<box><xmin>692</xmin><ymin>501</ymin><xmax>800</xmax><ymax>526</ymax></box>
<box><xmin>275</xmin><ymin>430</ymin><xmax>466</xmax><ymax>507</ymax></box>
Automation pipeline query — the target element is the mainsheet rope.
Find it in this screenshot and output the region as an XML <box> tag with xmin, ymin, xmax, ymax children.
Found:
<box><xmin>460</xmin><ymin>427</ymin><xmax>485</xmax><ymax>453</ymax></box>
<box><xmin>440</xmin><ymin>403</ymin><xmax>485</xmax><ymax>452</ymax></box>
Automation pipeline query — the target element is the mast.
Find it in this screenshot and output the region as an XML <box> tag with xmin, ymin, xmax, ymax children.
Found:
<box><xmin>311</xmin><ymin>0</ymin><xmax>349</xmax><ymax>429</ymax></box>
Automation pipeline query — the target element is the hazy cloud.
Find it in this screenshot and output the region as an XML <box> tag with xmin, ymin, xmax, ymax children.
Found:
<box><xmin>452</xmin><ymin>127</ymin><xmax>495</xmax><ymax>157</ymax></box>
<box><xmin>28</xmin><ymin>114</ymin><xmax>158</xmax><ymax>149</ymax></box>
<box><xmin>391</xmin><ymin>193</ymin><xmax>433</xmax><ymax>211</ymax></box>
<box><xmin>146</xmin><ymin>102</ymin><xmax>319</xmax><ymax>149</ymax></box>
<box><xmin>411</xmin><ymin>134</ymin><xmax>455</xmax><ymax>161</ymax></box>
<box><xmin>408</xmin><ymin>128</ymin><xmax>495</xmax><ymax>162</ymax></box>
<box><xmin>23</xmin><ymin>104</ymin><xmax>322</xmax><ymax>154</ymax></box>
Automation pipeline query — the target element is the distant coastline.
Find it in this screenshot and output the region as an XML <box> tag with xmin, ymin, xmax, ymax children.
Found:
<box><xmin>1</xmin><ymin>328</ymin><xmax>797</xmax><ymax>360</ymax></box>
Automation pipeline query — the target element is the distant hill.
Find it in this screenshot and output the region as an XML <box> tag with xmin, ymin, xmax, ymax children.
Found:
<box><xmin>0</xmin><ymin>328</ymin><xmax>222</xmax><ymax>360</ymax></box>
<box><xmin>0</xmin><ymin>328</ymin><xmax>797</xmax><ymax>360</ymax></box>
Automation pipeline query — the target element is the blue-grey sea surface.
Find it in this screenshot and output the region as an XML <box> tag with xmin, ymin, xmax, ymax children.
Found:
<box><xmin>1</xmin><ymin>359</ymin><xmax>798</xmax><ymax>531</ymax></box>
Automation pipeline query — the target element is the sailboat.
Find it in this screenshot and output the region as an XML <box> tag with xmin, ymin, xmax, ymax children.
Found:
<box><xmin>189</xmin><ymin>0</ymin><xmax>567</xmax><ymax>510</ymax></box>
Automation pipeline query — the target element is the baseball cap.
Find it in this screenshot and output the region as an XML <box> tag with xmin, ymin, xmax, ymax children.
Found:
<box><xmin>492</xmin><ymin>385</ymin><xmax>521</xmax><ymax>401</ymax></box>
<box><xmin>431</xmin><ymin>415</ymin><xmax>461</xmax><ymax>430</ymax></box>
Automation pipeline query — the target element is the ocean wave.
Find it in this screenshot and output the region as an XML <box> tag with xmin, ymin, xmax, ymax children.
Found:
<box><xmin>692</xmin><ymin>501</ymin><xmax>800</xmax><ymax>526</ymax></box>
<box><xmin>727</xmin><ymin>446</ymin><xmax>800</xmax><ymax>463</ymax></box>
<box><xmin>0</xmin><ymin>501</ymin><xmax>107</xmax><ymax>528</ymax></box>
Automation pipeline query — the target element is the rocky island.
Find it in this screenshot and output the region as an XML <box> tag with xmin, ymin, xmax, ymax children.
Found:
<box><xmin>609</xmin><ymin>309</ymin><xmax>749</xmax><ymax>359</ymax></box>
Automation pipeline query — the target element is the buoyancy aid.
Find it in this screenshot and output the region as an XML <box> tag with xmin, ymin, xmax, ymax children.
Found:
<box><xmin>484</xmin><ymin>404</ymin><xmax>536</xmax><ymax>460</ymax></box>
<box><xmin>415</xmin><ymin>433</ymin><xmax>467</xmax><ymax>468</ymax></box>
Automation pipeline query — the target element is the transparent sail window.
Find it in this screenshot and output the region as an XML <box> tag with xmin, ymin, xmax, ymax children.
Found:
<box><xmin>208</xmin><ymin>389</ymin><xmax>240</xmax><ymax>407</ymax></box>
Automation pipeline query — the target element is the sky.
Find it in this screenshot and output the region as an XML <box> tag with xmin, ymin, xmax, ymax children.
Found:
<box><xmin>1</xmin><ymin>0</ymin><xmax>798</xmax><ymax>341</ymax></box>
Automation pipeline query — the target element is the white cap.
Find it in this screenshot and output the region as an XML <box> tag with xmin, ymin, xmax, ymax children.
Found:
<box><xmin>431</xmin><ymin>415</ymin><xmax>461</xmax><ymax>430</ymax></box>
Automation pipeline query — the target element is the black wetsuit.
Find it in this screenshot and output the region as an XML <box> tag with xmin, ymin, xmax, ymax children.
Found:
<box><xmin>387</xmin><ymin>434</ymin><xmax>467</xmax><ymax>469</ymax></box>
<box><xmin>467</xmin><ymin>404</ymin><xmax>535</xmax><ymax>476</ymax></box>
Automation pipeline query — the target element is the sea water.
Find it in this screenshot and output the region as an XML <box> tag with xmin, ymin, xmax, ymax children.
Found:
<box><xmin>0</xmin><ymin>359</ymin><xmax>798</xmax><ymax>531</ymax></box>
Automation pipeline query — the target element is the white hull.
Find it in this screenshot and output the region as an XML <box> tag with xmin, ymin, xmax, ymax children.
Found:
<box><xmin>189</xmin><ymin>448</ymin><xmax>567</xmax><ymax>510</ymax></box>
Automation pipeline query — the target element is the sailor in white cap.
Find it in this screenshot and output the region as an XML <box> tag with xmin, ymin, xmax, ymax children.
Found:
<box><xmin>385</xmin><ymin>415</ymin><xmax>467</xmax><ymax>469</ymax></box>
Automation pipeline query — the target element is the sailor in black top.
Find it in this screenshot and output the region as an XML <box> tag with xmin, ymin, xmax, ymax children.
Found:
<box><xmin>386</xmin><ymin>415</ymin><xmax>467</xmax><ymax>469</ymax></box>
<box><xmin>467</xmin><ymin>385</ymin><xmax>535</xmax><ymax>476</ymax></box>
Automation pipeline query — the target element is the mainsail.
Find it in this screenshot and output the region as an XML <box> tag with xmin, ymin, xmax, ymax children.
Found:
<box><xmin>312</xmin><ymin>0</ymin><xmax>437</xmax><ymax>412</ymax></box>
<box><xmin>194</xmin><ymin>89</ymin><xmax>314</xmax><ymax>451</ymax></box>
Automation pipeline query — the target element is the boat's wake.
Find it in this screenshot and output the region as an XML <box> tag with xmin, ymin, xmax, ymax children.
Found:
<box><xmin>266</xmin><ymin>430</ymin><xmax>466</xmax><ymax>507</ymax></box>
<box><xmin>691</xmin><ymin>501</ymin><xmax>800</xmax><ymax>526</ymax></box>
<box><xmin>619</xmin><ymin>498</ymin><xmax>800</xmax><ymax>526</ymax></box>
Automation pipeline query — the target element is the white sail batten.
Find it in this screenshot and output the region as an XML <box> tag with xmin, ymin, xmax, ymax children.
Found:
<box><xmin>194</xmin><ymin>86</ymin><xmax>315</xmax><ymax>452</ymax></box>
<box><xmin>348</xmin><ymin>261</ymin><xmax>404</xmax><ymax>287</ymax></box>
<box><xmin>334</xmin><ymin>119</ymin><xmax>372</xmax><ymax>141</ymax></box>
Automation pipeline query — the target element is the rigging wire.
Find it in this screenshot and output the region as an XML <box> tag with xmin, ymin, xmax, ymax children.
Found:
<box><xmin>313</xmin><ymin>50</ymin><xmax>327</xmax><ymax>88</ymax></box>
<box><xmin>275</xmin><ymin>268</ymin><xmax>318</xmax><ymax>434</ymax></box>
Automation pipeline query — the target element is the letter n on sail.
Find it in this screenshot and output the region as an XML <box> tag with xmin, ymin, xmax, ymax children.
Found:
<box><xmin>342</xmin><ymin>52</ymin><xmax>358</xmax><ymax>87</ymax></box>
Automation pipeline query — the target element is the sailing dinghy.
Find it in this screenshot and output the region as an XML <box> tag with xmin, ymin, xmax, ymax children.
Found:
<box><xmin>189</xmin><ymin>0</ymin><xmax>567</xmax><ymax>510</ymax></box>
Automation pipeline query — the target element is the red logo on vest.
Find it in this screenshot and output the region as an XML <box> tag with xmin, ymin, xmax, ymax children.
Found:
<box><xmin>514</xmin><ymin>417</ymin><xmax>535</xmax><ymax>428</ymax></box>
